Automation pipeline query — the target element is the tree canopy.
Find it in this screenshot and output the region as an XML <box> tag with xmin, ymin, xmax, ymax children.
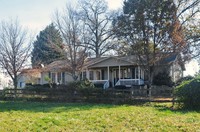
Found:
<box><xmin>31</xmin><ymin>23</ymin><xmax>65</xmax><ymax>67</ymax></box>
<box><xmin>113</xmin><ymin>0</ymin><xmax>200</xmax><ymax>84</ymax></box>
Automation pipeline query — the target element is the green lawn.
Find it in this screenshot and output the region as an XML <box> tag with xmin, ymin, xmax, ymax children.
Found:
<box><xmin>0</xmin><ymin>101</ymin><xmax>199</xmax><ymax>131</ymax></box>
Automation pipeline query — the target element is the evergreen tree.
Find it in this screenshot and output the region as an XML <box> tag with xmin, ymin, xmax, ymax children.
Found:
<box><xmin>31</xmin><ymin>23</ymin><xmax>64</xmax><ymax>67</ymax></box>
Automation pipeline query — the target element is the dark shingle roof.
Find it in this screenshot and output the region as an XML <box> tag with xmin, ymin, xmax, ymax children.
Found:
<box><xmin>42</xmin><ymin>60</ymin><xmax>70</xmax><ymax>72</ymax></box>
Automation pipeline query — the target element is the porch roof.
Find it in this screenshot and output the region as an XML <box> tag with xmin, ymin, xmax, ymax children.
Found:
<box><xmin>84</xmin><ymin>56</ymin><xmax>139</xmax><ymax>68</ymax></box>
<box><xmin>84</xmin><ymin>53</ymin><xmax>181</xmax><ymax>69</ymax></box>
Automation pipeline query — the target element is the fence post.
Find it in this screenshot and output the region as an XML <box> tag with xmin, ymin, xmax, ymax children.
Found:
<box><xmin>172</xmin><ymin>86</ymin><xmax>175</xmax><ymax>109</ymax></box>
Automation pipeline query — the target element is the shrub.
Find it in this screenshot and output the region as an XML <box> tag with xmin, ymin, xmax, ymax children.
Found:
<box><xmin>153</xmin><ymin>71</ymin><xmax>173</xmax><ymax>86</ymax></box>
<box><xmin>175</xmin><ymin>76</ymin><xmax>200</xmax><ymax>109</ymax></box>
<box><xmin>77</xmin><ymin>80</ymin><xmax>101</xmax><ymax>96</ymax></box>
<box><xmin>175</xmin><ymin>75</ymin><xmax>194</xmax><ymax>86</ymax></box>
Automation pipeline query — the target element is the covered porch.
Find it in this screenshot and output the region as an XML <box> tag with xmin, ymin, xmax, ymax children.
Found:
<box><xmin>82</xmin><ymin>56</ymin><xmax>146</xmax><ymax>88</ymax></box>
<box><xmin>82</xmin><ymin>66</ymin><xmax>145</xmax><ymax>88</ymax></box>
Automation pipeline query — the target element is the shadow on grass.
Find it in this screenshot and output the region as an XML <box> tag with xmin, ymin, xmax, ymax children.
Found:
<box><xmin>153</xmin><ymin>103</ymin><xmax>200</xmax><ymax>114</ymax></box>
<box><xmin>0</xmin><ymin>99</ymin><xmax>150</xmax><ymax>113</ymax></box>
<box><xmin>0</xmin><ymin>101</ymin><xmax>120</xmax><ymax>113</ymax></box>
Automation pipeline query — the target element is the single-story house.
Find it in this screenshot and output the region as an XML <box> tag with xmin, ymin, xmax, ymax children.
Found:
<box><xmin>17</xmin><ymin>68</ymin><xmax>41</xmax><ymax>88</ymax></box>
<box><xmin>40</xmin><ymin>60</ymin><xmax>75</xmax><ymax>85</ymax></box>
<box><xmin>38</xmin><ymin>54</ymin><xmax>184</xmax><ymax>89</ymax></box>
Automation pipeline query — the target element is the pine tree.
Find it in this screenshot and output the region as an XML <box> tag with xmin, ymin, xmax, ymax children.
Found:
<box><xmin>31</xmin><ymin>23</ymin><xmax>65</xmax><ymax>67</ymax></box>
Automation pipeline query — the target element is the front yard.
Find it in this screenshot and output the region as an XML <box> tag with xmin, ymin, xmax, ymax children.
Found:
<box><xmin>0</xmin><ymin>101</ymin><xmax>199</xmax><ymax>131</ymax></box>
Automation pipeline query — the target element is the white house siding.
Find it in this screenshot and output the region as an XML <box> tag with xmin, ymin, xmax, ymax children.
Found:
<box><xmin>65</xmin><ymin>73</ymin><xmax>74</xmax><ymax>83</ymax></box>
<box><xmin>17</xmin><ymin>75</ymin><xmax>26</xmax><ymax>88</ymax></box>
<box><xmin>17</xmin><ymin>72</ymin><xmax>41</xmax><ymax>88</ymax></box>
<box><xmin>40</xmin><ymin>72</ymin><xmax>75</xmax><ymax>85</ymax></box>
<box><xmin>40</xmin><ymin>72</ymin><xmax>49</xmax><ymax>84</ymax></box>
<box><xmin>170</xmin><ymin>62</ymin><xmax>183</xmax><ymax>82</ymax></box>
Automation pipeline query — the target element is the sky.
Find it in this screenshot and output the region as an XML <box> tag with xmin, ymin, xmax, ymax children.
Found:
<box><xmin>0</xmin><ymin>0</ymin><xmax>198</xmax><ymax>77</ymax></box>
<box><xmin>184</xmin><ymin>60</ymin><xmax>199</xmax><ymax>77</ymax></box>
<box><xmin>0</xmin><ymin>0</ymin><xmax>123</xmax><ymax>34</ymax></box>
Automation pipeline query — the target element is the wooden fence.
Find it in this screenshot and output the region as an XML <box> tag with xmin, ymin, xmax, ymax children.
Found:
<box><xmin>1</xmin><ymin>85</ymin><xmax>173</xmax><ymax>103</ymax></box>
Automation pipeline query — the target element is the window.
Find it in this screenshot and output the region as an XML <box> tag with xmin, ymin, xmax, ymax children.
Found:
<box><xmin>80</xmin><ymin>71</ymin><xmax>87</xmax><ymax>80</ymax></box>
<box><xmin>101</xmin><ymin>70</ymin><xmax>104</xmax><ymax>80</ymax></box>
<box><xmin>20</xmin><ymin>82</ymin><xmax>22</xmax><ymax>88</ymax></box>
<box><xmin>121</xmin><ymin>69</ymin><xmax>127</xmax><ymax>79</ymax></box>
<box><xmin>51</xmin><ymin>73</ymin><xmax>56</xmax><ymax>83</ymax></box>
<box><xmin>89</xmin><ymin>71</ymin><xmax>94</xmax><ymax>80</ymax></box>
<box><xmin>62</xmin><ymin>72</ymin><xmax>65</xmax><ymax>84</ymax></box>
<box><xmin>132</xmin><ymin>68</ymin><xmax>136</xmax><ymax>79</ymax></box>
<box><xmin>57</xmin><ymin>72</ymin><xmax>62</xmax><ymax>84</ymax></box>
<box><xmin>96</xmin><ymin>70</ymin><xmax>101</xmax><ymax>80</ymax></box>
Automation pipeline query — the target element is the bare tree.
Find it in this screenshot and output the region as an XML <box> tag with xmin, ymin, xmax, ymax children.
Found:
<box><xmin>0</xmin><ymin>19</ymin><xmax>32</xmax><ymax>93</ymax></box>
<box><xmin>79</xmin><ymin>0</ymin><xmax>114</xmax><ymax>58</ymax></box>
<box><xmin>54</xmin><ymin>4</ymin><xmax>88</xmax><ymax>81</ymax></box>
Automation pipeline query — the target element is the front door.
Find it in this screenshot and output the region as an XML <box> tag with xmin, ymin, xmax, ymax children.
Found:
<box><xmin>112</xmin><ymin>68</ymin><xmax>128</xmax><ymax>87</ymax></box>
<box><xmin>112</xmin><ymin>69</ymin><xmax>119</xmax><ymax>87</ymax></box>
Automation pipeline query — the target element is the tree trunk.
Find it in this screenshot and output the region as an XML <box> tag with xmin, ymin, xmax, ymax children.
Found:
<box><xmin>13</xmin><ymin>77</ymin><xmax>18</xmax><ymax>99</ymax></box>
<box><xmin>72</xmin><ymin>69</ymin><xmax>78</xmax><ymax>81</ymax></box>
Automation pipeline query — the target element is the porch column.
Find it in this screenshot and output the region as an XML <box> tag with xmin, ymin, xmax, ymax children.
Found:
<box><xmin>107</xmin><ymin>66</ymin><xmax>110</xmax><ymax>80</ymax></box>
<box><xmin>86</xmin><ymin>69</ymin><xmax>90</xmax><ymax>79</ymax></box>
<box><xmin>135</xmin><ymin>68</ymin><xmax>136</xmax><ymax>79</ymax></box>
<box><xmin>94</xmin><ymin>70</ymin><xmax>97</xmax><ymax>80</ymax></box>
<box><xmin>55</xmin><ymin>72</ymin><xmax>58</xmax><ymax>84</ymax></box>
<box><xmin>142</xmin><ymin>70</ymin><xmax>144</xmax><ymax>80</ymax></box>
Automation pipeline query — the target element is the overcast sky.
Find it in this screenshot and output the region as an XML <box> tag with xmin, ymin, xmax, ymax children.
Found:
<box><xmin>0</xmin><ymin>0</ymin><xmax>123</xmax><ymax>33</ymax></box>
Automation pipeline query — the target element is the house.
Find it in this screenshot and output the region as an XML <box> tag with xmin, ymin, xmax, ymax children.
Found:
<box><xmin>40</xmin><ymin>60</ymin><xmax>75</xmax><ymax>85</ymax></box>
<box><xmin>38</xmin><ymin>54</ymin><xmax>184</xmax><ymax>89</ymax></box>
<box><xmin>17</xmin><ymin>68</ymin><xmax>41</xmax><ymax>88</ymax></box>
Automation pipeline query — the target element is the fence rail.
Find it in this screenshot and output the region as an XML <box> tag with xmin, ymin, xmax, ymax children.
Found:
<box><xmin>1</xmin><ymin>85</ymin><xmax>173</xmax><ymax>103</ymax></box>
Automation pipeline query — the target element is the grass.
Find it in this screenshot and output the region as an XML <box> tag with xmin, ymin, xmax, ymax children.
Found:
<box><xmin>0</xmin><ymin>101</ymin><xmax>200</xmax><ymax>131</ymax></box>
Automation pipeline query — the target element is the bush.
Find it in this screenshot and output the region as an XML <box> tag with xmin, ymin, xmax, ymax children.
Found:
<box><xmin>175</xmin><ymin>76</ymin><xmax>200</xmax><ymax>109</ymax></box>
<box><xmin>153</xmin><ymin>71</ymin><xmax>173</xmax><ymax>86</ymax></box>
<box><xmin>78</xmin><ymin>80</ymin><xmax>102</xmax><ymax>95</ymax></box>
<box><xmin>175</xmin><ymin>75</ymin><xmax>194</xmax><ymax>86</ymax></box>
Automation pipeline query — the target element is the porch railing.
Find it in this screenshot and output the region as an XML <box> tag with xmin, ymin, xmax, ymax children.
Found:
<box><xmin>115</xmin><ymin>79</ymin><xmax>144</xmax><ymax>87</ymax></box>
<box><xmin>90</xmin><ymin>80</ymin><xmax>110</xmax><ymax>89</ymax></box>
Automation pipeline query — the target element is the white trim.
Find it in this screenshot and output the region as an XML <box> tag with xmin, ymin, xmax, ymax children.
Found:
<box><xmin>135</xmin><ymin>67</ymin><xmax>136</xmax><ymax>79</ymax></box>
<box><xmin>86</xmin><ymin>69</ymin><xmax>89</xmax><ymax>79</ymax></box>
